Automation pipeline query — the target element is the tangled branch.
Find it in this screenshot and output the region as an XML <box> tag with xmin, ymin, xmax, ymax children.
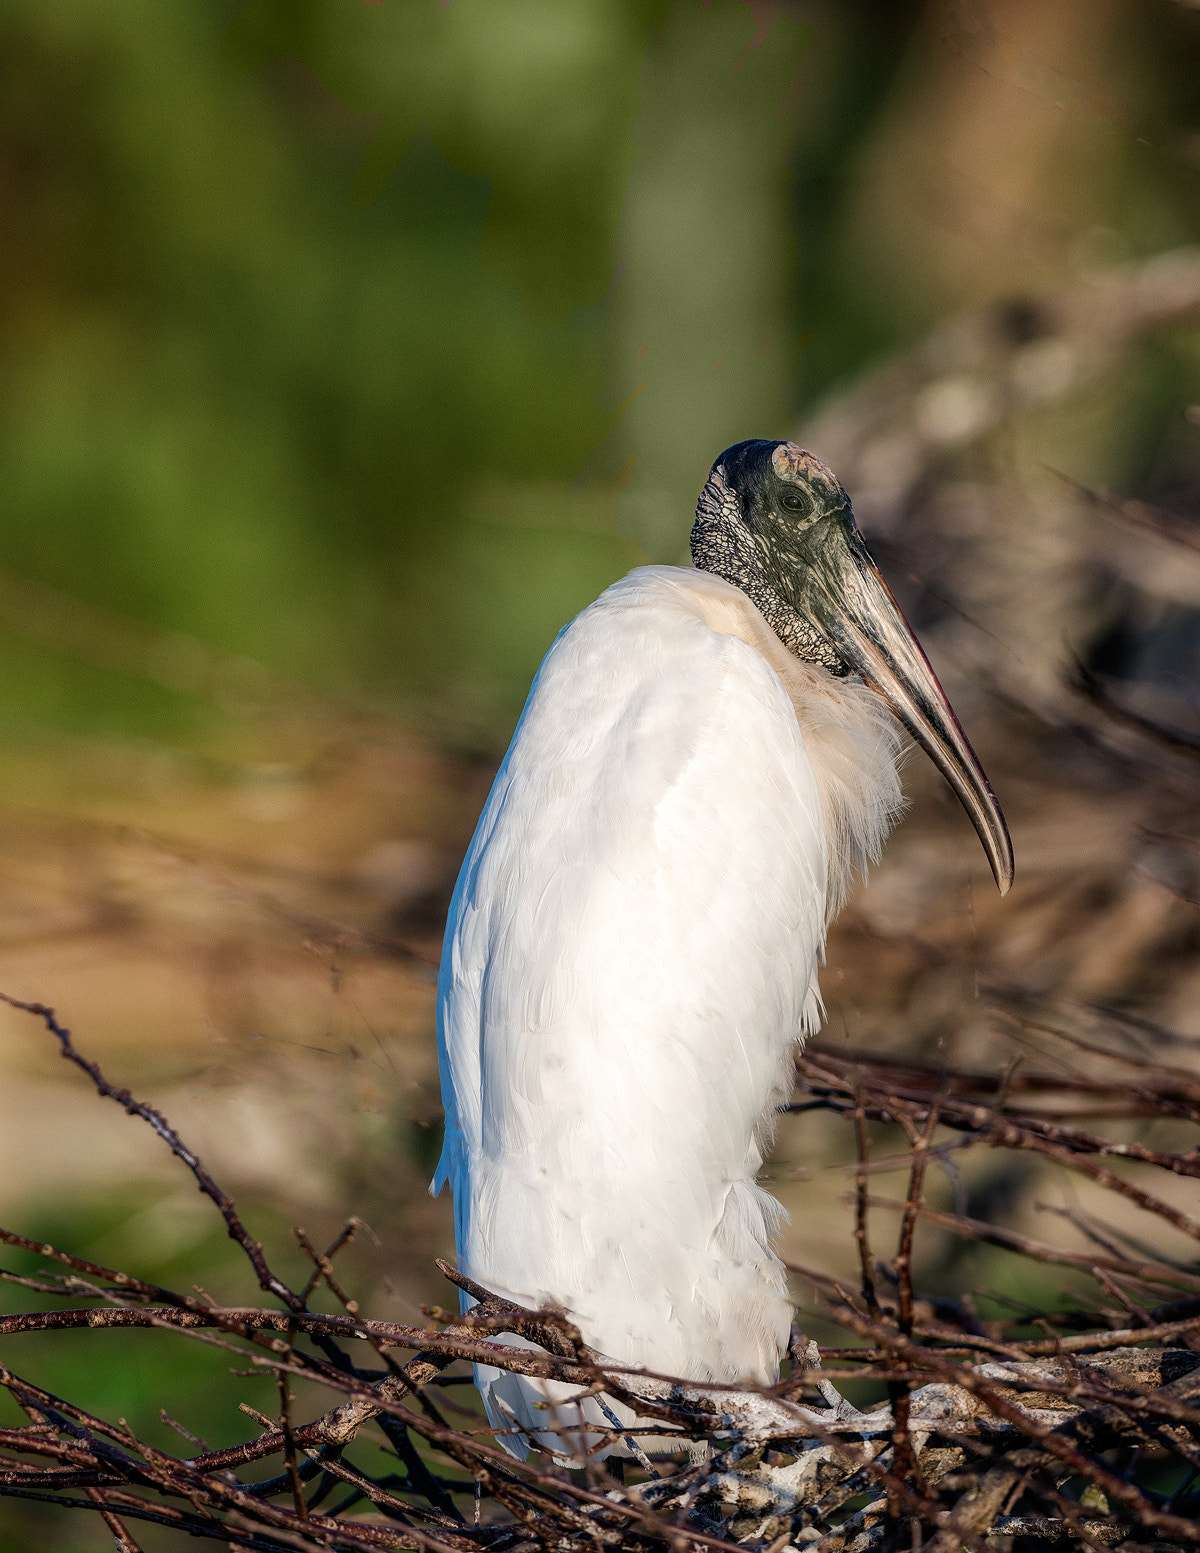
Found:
<box><xmin>0</xmin><ymin>994</ymin><xmax>1198</xmax><ymax>1553</ymax></box>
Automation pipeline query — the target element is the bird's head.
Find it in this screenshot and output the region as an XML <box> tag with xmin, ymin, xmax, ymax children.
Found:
<box><xmin>692</xmin><ymin>439</ymin><xmax>1013</xmax><ymax>895</ymax></box>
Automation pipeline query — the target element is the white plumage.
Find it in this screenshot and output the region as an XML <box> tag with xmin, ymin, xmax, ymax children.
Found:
<box><xmin>432</xmin><ymin>441</ymin><xmax>1010</xmax><ymax>1460</ymax></box>
<box><xmin>435</xmin><ymin>566</ymin><xmax>901</xmax><ymax>1454</ymax></box>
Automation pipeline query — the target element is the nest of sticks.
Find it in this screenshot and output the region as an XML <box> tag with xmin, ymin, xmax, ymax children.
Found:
<box><xmin>0</xmin><ymin>995</ymin><xmax>1198</xmax><ymax>1553</ymax></box>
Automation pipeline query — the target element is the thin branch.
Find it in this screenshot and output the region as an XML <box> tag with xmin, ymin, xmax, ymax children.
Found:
<box><xmin>853</xmin><ymin>1089</ymin><xmax>880</xmax><ymax>1319</ymax></box>
<box><xmin>0</xmin><ymin>995</ymin><xmax>302</xmax><ymax>1310</ymax></box>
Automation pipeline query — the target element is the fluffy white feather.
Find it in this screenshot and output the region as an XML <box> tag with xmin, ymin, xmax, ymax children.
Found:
<box><xmin>433</xmin><ymin>565</ymin><xmax>903</xmax><ymax>1458</ymax></box>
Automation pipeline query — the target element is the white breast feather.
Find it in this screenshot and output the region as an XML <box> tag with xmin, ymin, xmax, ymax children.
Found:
<box><xmin>433</xmin><ymin>566</ymin><xmax>903</xmax><ymax>1457</ymax></box>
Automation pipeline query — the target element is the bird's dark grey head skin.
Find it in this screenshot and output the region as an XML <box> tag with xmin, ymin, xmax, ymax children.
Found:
<box><xmin>692</xmin><ymin>438</ymin><xmax>1014</xmax><ymax>895</ymax></box>
<box><xmin>692</xmin><ymin>439</ymin><xmax>853</xmax><ymax>674</ymax></box>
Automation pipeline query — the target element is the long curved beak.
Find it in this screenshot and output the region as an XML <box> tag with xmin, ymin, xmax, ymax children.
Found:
<box><xmin>809</xmin><ymin>525</ymin><xmax>1014</xmax><ymax>895</ymax></box>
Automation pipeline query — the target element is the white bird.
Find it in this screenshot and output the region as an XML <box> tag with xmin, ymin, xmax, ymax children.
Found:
<box><xmin>433</xmin><ymin>440</ymin><xmax>1012</xmax><ymax>1460</ymax></box>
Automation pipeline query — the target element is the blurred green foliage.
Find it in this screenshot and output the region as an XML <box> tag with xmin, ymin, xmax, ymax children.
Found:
<box><xmin>0</xmin><ymin>0</ymin><xmax>660</xmax><ymax>747</ymax></box>
<box><xmin>4</xmin><ymin>0</ymin><xmax>1199</xmax><ymax>753</ymax></box>
<box><xmin>0</xmin><ymin>0</ymin><xmax>989</xmax><ymax>757</ymax></box>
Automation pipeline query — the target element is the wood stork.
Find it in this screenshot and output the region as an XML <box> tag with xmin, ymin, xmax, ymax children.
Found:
<box><xmin>433</xmin><ymin>440</ymin><xmax>1012</xmax><ymax>1459</ymax></box>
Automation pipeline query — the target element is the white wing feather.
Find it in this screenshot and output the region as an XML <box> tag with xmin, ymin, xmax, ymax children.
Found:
<box><xmin>433</xmin><ymin>564</ymin><xmax>899</xmax><ymax>1456</ymax></box>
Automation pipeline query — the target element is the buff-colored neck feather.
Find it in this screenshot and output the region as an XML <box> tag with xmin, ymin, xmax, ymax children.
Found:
<box><xmin>679</xmin><ymin>569</ymin><xmax>906</xmax><ymax>917</ymax></box>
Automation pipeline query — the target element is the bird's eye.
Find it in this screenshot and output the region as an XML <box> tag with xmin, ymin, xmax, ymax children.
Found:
<box><xmin>778</xmin><ymin>489</ymin><xmax>809</xmax><ymax>515</ymax></box>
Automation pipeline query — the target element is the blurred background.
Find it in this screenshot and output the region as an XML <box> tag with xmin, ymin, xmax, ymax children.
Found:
<box><xmin>5</xmin><ymin>0</ymin><xmax>1200</xmax><ymax>1543</ymax></box>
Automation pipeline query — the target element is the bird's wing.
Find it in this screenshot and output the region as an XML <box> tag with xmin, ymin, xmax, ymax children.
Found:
<box><xmin>434</xmin><ymin>565</ymin><xmax>828</xmax><ymax>1382</ymax></box>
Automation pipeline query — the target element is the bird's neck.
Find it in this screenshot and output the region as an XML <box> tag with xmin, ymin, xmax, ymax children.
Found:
<box><xmin>673</xmin><ymin>567</ymin><xmax>906</xmax><ymax>916</ymax></box>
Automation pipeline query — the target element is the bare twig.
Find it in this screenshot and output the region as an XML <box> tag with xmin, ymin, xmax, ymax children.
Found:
<box><xmin>0</xmin><ymin>996</ymin><xmax>301</xmax><ymax>1311</ymax></box>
